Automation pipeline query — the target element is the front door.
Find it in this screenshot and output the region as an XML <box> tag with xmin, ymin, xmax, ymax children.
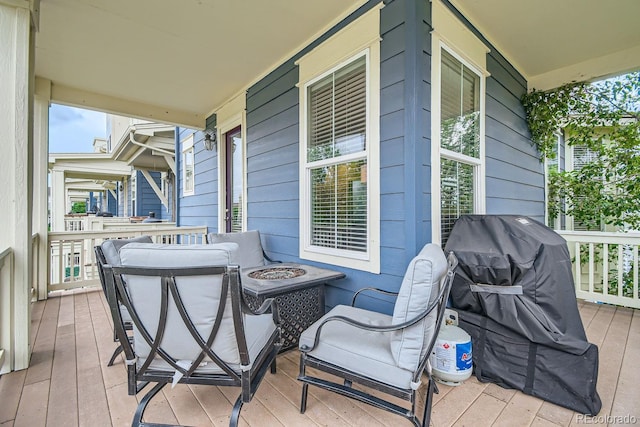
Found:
<box><xmin>224</xmin><ymin>126</ymin><xmax>243</xmax><ymax>232</ymax></box>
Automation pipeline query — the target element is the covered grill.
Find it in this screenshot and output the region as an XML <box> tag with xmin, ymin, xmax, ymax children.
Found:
<box><xmin>444</xmin><ymin>215</ymin><xmax>601</xmax><ymax>415</ymax></box>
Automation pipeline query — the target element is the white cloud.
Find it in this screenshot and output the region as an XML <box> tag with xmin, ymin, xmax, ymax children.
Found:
<box><xmin>49</xmin><ymin>104</ymin><xmax>107</xmax><ymax>153</ymax></box>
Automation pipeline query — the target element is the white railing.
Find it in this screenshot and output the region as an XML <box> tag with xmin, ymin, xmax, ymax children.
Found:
<box><xmin>64</xmin><ymin>215</ymin><xmax>154</xmax><ymax>231</ymax></box>
<box><xmin>0</xmin><ymin>246</ymin><xmax>13</xmax><ymax>373</ymax></box>
<box><xmin>559</xmin><ymin>231</ymin><xmax>640</xmax><ymax>309</ymax></box>
<box><xmin>48</xmin><ymin>225</ymin><xmax>208</xmax><ymax>293</ymax></box>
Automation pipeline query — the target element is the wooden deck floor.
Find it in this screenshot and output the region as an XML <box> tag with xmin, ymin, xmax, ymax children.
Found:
<box><xmin>1</xmin><ymin>288</ymin><xmax>638</xmax><ymax>427</ymax></box>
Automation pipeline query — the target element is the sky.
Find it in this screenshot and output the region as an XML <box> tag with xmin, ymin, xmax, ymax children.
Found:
<box><xmin>49</xmin><ymin>103</ymin><xmax>107</xmax><ymax>153</ymax></box>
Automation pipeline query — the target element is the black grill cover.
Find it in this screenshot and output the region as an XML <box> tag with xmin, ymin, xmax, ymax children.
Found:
<box><xmin>445</xmin><ymin>215</ymin><xmax>601</xmax><ymax>415</ymax></box>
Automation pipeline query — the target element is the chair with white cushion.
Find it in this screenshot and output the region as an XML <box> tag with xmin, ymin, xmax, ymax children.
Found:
<box><xmin>103</xmin><ymin>243</ymin><xmax>281</xmax><ymax>427</ymax></box>
<box><xmin>94</xmin><ymin>235</ymin><xmax>153</xmax><ymax>370</ymax></box>
<box><xmin>206</xmin><ymin>230</ymin><xmax>280</xmax><ymax>267</ymax></box>
<box><xmin>297</xmin><ymin>244</ymin><xmax>457</xmax><ymax>427</ymax></box>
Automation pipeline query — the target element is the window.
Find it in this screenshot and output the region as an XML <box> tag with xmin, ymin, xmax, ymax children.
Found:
<box><xmin>298</xmin><ymin>6</ymin><xmax>380</xmax><ymax>273</ymax></box>
<box><xmin>432</xmin><ymin>42</ymin><xmax>486</xmax><ymax>246</ymax></box>
<box><xmin>182</xmin><ymin>135</ymin><xmax>195</xmax><ymax>196</ymax></box>
<box><xmin>571</xmin><ymin>144</ymin><xmax>603</xmax><ymax>231</ymax></box>
<box><xmin>307</xmin><ymin>55</ymin><xmax>367</xmax><ymax>253</ymax></box>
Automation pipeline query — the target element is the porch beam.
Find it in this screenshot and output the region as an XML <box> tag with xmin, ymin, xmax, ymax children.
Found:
<box><xmin>50</xmin><ymin>83</ymin><xmax>205</xmax><ymax>130</ymax></box>
<box><xmin>139</xmin><ymin>169</ymin><xmax>169</xmax><ymax>209</ymax></box>
<box><xmin>528</xmin><ymin>44</ymin><xmax>640</xmax><ymax>91</ymax></box>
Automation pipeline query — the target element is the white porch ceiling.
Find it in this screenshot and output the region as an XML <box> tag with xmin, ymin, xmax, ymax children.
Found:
<box><xmin>35</xmin><ymin>0</ymin><xmax>368</xmax><ymax>128</ymax></box>
<box><xmin>450</xmin><ymin>0</ymin><xmax>640</xmax><ymax>90</ymax></box>
<box><xmin>35</xmin><ymin>0</ymin><xmax>640</xmax><ymax>128</ymax></box>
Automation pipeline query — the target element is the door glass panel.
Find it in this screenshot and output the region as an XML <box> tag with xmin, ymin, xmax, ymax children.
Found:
<box><xmin>225</xmin><ymin>127</ymin><xmax>243</xmax><ymax>233</ymax></box>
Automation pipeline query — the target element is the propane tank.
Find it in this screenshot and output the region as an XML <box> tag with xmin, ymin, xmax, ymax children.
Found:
<box><xmin>429</xmin><ymin>309</ymin><xmax>472</xmax><ymax>386</ymax></box>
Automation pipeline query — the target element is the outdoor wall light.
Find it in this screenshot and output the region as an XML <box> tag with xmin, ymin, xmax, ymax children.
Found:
<box><xmin>203</xmin><ymin>128</ymin><xmax>217</xmax><ymax>151</ymax></box>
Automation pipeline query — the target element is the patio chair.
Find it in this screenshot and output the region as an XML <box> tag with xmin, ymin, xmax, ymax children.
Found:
<box><xmin>103</xmin><ymin>242</ymin><xmax>281</xmax><ymax>427</ymax></box>
<box><xmin>206</xmin><ymin>230</ymin><xmax>280</xmax><ymax>267</ymax></box>
<box><xmin>297</xmin><ymin>244</ymin><xmax>457</xmax><ymax>427</ymax></box>
<box><xmin>94</xmin><ymin>235</ymin><xmax>153</xmax><ymax>368</ymax></box>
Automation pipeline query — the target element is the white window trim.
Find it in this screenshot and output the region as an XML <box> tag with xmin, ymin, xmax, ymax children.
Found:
<box><xmin>544</xmin><ymin>132</ymin><xmax>562</xmax><ymax>229</ymax></box>
<box><xmin>182</xmin><ymin>134</ymin><xmax>195</xmax><ymax>197</ymax></box>
<box><xmin>431</xmin><ymin>34</ymin><xmax>487</xmax><ymax>246</ymax></box>
<box><xmin>298</xmin><ymin>7</ymin><xmax>381</xmax><ymax>273</ymax></box>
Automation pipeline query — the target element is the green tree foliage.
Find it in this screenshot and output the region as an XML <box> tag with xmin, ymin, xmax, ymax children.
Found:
<box><xmin>71</xmin><ymin>201</ymin><xmax>86</xmax><ymax>214</ymax></box>
<box><xmin>522</xmin><ymin>72</ymin><xmax>640</xmax><ymax>228</ymax></box>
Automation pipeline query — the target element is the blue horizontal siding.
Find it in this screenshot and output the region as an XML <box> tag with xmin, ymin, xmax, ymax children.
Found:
<box><xmin>484</xmin><ymin>49</ymin><xmax>544</xmax><ymax>220</ymax></box>
<box><xmin>137</xmin><ymin>171</ymin><xmax>166</xmax><ymax>219</ymax></box>
<box><xmin>177</xmin><ymin>128</ymin><xmax>218</xmax><ymax>232</ymax></box>
<box><xmin>175</xmin><ymin>0</ymin><xmax>544</xmax><ymax>315</ymax></box>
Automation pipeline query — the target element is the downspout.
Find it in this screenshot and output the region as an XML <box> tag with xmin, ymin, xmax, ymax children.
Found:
<box><xmin>175</xmin><ymin>127</ymin><xmax>180</xmax><ymax>227</ymax></box>
<box><xmin>129</xmin><ymin>130</ymin><xmax>175</xmax><ymax>156</ymax></box>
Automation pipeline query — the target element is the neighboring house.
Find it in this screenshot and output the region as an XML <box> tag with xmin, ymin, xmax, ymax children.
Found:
<box><xmin>48</xmin><ymin>115</ymin><xmax>176</xmax><ymax>230</ymax></box>
<box><xmin>546</xmin><ymin>122</ymin><xmax>637</xmax><ymax>233</ymax></box>
<box><xmin>176</xmin><ymin>1</ymin><xmax>544</xmax><ymax>312</ymax></box>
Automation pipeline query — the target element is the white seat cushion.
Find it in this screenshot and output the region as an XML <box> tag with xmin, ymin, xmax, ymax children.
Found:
<box><xmin>299</xmin><ymin>305</ymin><xmax>415</xmax><ymax>390</ymax></box>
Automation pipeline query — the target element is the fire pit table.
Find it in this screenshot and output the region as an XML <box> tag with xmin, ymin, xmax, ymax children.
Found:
<box><xmin>241</xmin><ymin>262</ymin><xmax>345</xmax><ymax>351</ymax></box>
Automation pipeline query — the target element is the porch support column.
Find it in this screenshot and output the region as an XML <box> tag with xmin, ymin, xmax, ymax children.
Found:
<box><xmin>0</xmin><ymin>0</ymin><xmax>35</xmax><ymax>372</ymax></box>
<box><xmin>34</xmin><ymin>78</ymin><xmax>50</xmax><ymax>300</ymax></box>
<box><xmin>50</xmin><ymin>168</ymin><xmax>66</xmax><ymax>231</ymax></box>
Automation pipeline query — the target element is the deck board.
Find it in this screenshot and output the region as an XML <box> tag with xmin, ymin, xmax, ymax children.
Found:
<box><xmin>24</xmin><ymin>297</ymin><xmax>59</xmax><ymax>387</ymax></box>
<box><xmin>609</xmin><ymin>309</ymin><xmax>640</xmax><ymax>422</ymax></box>
<box><xmin>75</xmin><ymin>291</ymin><xmax>112</xmax><ymax>427</ymax></box>
<box><xmin>0</xmin><ymin>288</ymin><xmax>637</xmax><ymax>427</ymax></box>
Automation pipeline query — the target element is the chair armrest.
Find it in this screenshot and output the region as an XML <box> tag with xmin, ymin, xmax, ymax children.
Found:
<box><xmin>242</xmin><ymin>296</ymin><xmax>274</xmax><ymax>315</ymax></box>
<box><xmin>351</xmin><ymin>287</ymin><xmax>398</xmax><ymax>307</ymax></box>
<box><xmin>301</xmin><ymin>281</ymin><xmax>448</xmax><ymax>353</ymax></box>
<box><xmin>241</xmin><ymin>296</ymin><xmax>281</xmax><ymax>325</ymax></box>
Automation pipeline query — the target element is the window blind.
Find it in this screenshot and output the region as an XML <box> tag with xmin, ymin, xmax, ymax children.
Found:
<box><xmin>440</xmin><ymin>158</ymin><xmax>474</xmax><ymax>246</ymax></box>
<box><xmin>311</xmin><ymin>160</ymin><xmax>367</xmax><ymax>252</ymax></box>
<box><xmin>440</xmin><ymin>50</ymin><xmax>480</xmax><ymax>158</ymax></box>
<box><xmin>308</xmin><ymin>57</ymin><xmax>367</xmax><ymax>162</ymax></box>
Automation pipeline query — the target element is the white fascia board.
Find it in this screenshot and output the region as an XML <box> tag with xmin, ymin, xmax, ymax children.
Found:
<box><xmin>50</xmin><ymin>83</ymin><xmax>205</xmax><ymax>129</ymax></box>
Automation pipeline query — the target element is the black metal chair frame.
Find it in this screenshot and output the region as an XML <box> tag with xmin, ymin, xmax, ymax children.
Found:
<box><xmin>104</xmin><ymin>263</ymin><xmax>281</xmax><ymax>427</ymax></box>
<box><xmin>94</xmin><ymin>245</ymin><xmax>132</xmax><ymax>368</ymax></box>
<box><xmin>298</xmin><ymin>253</ymin><xmax>457</xmax><ymax>427</ymax></box>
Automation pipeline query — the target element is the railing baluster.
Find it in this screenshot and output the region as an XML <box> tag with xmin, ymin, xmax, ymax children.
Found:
<box><xmin>574</xmin><ymin>241</ymin><xmax>582</xmax><ymax>292</ymax></box>
<box><xmin>588</xmin><ymin>243</ymin><xmax>595</xmax><ymax>294</ymax></box>
<box><xmin>602</xmin><ymin>243</ymin><xmax>609</xmax><ymax>296</ymax></box>
<box><xmin>634</xmin><ymin>244</ymin><xmax>638</xmax><ymax>300</ymax></box>
<box><xmin>618</xmin><ymin>244</ymin><xmax>624</xmax><ymax>298</ymax></box>
<box><xmin>57</xmin><ymin>240</ymin><xmax>63</xmax><ymax>286</ymax></box>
